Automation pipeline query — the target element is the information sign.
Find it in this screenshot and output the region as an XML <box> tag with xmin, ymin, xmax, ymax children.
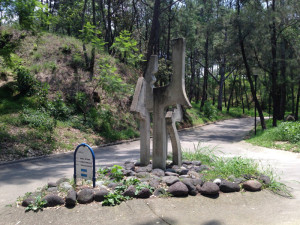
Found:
<box><xmin>74</xmin><ymin>143</ymin><xmax>95</xmax><ymax>187</ymax></box>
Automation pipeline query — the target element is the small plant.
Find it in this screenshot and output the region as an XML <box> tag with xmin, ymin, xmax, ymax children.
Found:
<box><xmin>135</xmin><ymin>183</ymin><xmax>154</xmax><ymax>195</ymax></box>
<box><xmin>20</xmin><ymin>107</ymin><xmax>55</xmax><ymax>132</ymax></box>
<box><xmin>125</xmin><ymin>177</ymin><xmax>141</xmax><ymax>186</ymax></box>
<box><xmin>35</xmin><ymin>82</ymin><xmax>49</xmax><ymax>108</ymax></box>
<box><xmin>102</xmin><ymin>192</ymin><xmax>129</xmax><ymax>206</ymax></box>
<box><xmin>202</xmin><ymin>101</ymin><xmax>218</xmax><ymax>120</ymax></box>
<box><xmin>25</xmin><ymin>195</ymin><xmax>47</xmax><ymax>212</ymax></box>
<box><xmin>97</xmin><ymin>167</ymin><xmax>109</xmax><ymax>175</ymax></box>
<box><xmin>61</xmin><ymin>44</ymin><xmax>72</xmax><ymax>54</ymax></box>
<box><xmin>16</xmin><ymin>66</ymin><xmax>37</xmax><ymax>96</ymax></box>
<box><xmin>110</xmin><ymin>165</ymin><xmax>124</xmax><ymax>182</ymax></box>
<box><xmin>110</xmin><ymin>30</ymin><xmax>144</xmax><ymax>66</ymax></box>
<box><xmin>49</xmin><ymin>92</ymin><xmax>70</xmax><ymax>121</ymax></box>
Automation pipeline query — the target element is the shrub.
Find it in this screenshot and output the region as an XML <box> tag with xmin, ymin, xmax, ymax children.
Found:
<box><xmin>20</xmin><ymin>107</ymin><xmax>54</xmax><ymax>131</ymax></box>
<box><xmin>70</xmin><ymin>52</ymin><xmax>85</xmax><ymax>69</ymax></box>
<box><xmin>16</xmin><ymin>67</ymin><xmax>37</xmax><ymax>96</ymax></box>
<box><xmin>278</xmin><ymin>121</ymin><xmax>300</xmax><ymax>143</ymax></box>
<box><xmin>49</xmin><ymin>92</ymin><xmax>70</xmax><ymax>121</ymax></box>
<box><xmin>203</xmin><ymin>101</ymin><xmax>217</xmax><ymax>120</ymax></box>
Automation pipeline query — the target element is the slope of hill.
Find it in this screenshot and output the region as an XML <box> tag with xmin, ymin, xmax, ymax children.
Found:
<box><xmin>0</xmin><ymin>27</ymin><xmax>140</xmax><ymax>162</ymax></box>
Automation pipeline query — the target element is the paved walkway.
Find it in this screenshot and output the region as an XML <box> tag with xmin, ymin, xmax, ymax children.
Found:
<box><xmin>0</xmin><ymin>118</ymin><xmax>300</xmax><ymax>225</ymax></box>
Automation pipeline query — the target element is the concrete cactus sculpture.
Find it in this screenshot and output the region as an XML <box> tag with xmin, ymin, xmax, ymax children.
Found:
<box><xmin>131</xmin><ymin>38</ymin><xmax>191</xmax><ymax>169</ymax></box>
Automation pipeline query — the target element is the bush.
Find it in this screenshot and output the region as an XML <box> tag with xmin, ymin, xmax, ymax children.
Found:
<box><xmin>20</xmin><ymin>107</ymin><xmax>54</xmax><ymax>131</ymax></box>
<box><xmin>203</xmin><ymin>101</ymin><xmax>217</xmax><ymax>120</ymax></box>
<box><xmin>277</xmin><ymin>121</ymin><xmax>300</xmax><ymax>143</ymax></box>
<box><xmin>49</xmin><ymin>92</ymin><xmax>70</xmax><ymax>121</ymax></box>
<box><xmin>16</xmin><ymin>67</ymin><xmax>37</xmax><ymax>96</ymax></box>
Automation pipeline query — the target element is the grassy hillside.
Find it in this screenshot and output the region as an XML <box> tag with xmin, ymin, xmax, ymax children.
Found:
<box><xmin>0</xmin><ymin>27</ymin><xmax>141</xmax><ymax>161</ymax></box>
<box><xmin>0</xmin><ymin>27</ymin><xmax>257</xmax><ymax>163</ymax></box>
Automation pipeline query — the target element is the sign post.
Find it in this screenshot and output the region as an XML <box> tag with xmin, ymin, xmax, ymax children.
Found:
<box><xmin>74</xmin><ymin>143</ymin><xmax>96</xmax><ymax>188</ymax></box>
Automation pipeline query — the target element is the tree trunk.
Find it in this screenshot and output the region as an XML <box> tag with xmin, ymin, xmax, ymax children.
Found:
<box><xmin>243</xmin><ymin>78</ymin><xmax>250</xmax><ymax>111</ymax></box>
<box><xmin>146</xmin><ymin>0</ymin><xmax>161</xmax><ymax>66</ymax></box>
<box><xmin>217</xmin><ymin>59</ymin><xmax>226</xmax><ymax>111</ymax></box>
<box><xmin>227</xmin><ymin>75</ymin><xmax>237</xmax><ymax>112</ymax></box>
<box><xmin>81</xmin><ymin>0</ymin><xmax>89</xmax><ymax>69</ymax></box>
<box><xmin>195</xmin><ymin>69</ymin><xmax>200</xmax><ymax>104</ymax></box>
<box><xmin>291</xmin><ymin>73</ymin><xmax>295</xmax><ymax>116</ymax></box>
<box><xmin>224</xmin><ymin>80</ymin><xmax>226</xmax><ymax>107</ymax></box>
<box><xmin>89</xmin><ymin>0</ymin><xmax>96</xmax><ymax>80</ymax></box>
<box><xmin>296</xmin><ymin>82</ymin><xmax>300</xmax><ymax>121</ymax></box>
<box><xmin>278</xmin><ymin>38</ymin><xmax>287</xmax><ymax>120</ymax></box>
<box><xmin>107</xmin><ymin>0</ymin><xmax>113</xmax><ymax>52</ymax></box>
<box><xmin>189</xmin><ymin>52</ymin><xmax>196</xmax><ymax>102</ymax></box>
<box><xmin>236</xmin><ymin>0</ymin><xmax>266</xmax><ymax>129</ymax></box>
<box><xmin>270</xmin><ymin>0</ymin><xmax>280</xmax><ymax>126</ymax></box>
<box><xmin>200</xmin><ymin>32</ymin><xmax>209</xmax><ymax>111</ymax></box>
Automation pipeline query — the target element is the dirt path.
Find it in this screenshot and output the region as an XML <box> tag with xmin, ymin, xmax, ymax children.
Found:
<box><xmin>0</xmin><ymin>118</ymin><xmax>300</xmax><ymax>225</ymax></box>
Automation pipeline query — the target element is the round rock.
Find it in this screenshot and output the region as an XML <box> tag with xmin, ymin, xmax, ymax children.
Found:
<box><xmin>123</xmin><ymin>185</ymin><xmax>136</xmax><ymax>198</ymax></box>
<box><xmin>47</xmin><ymin>187</ymin><xmax>58</xmax><ymax>192</ymax></box>
<box><xmin>149</xmin><ymin>178</ymin><xmax>160</xmax><ymax>189</ymax></box>
<box><xmin>65</xmin><ymin>190</ymin><xmax>77</xmax><ymax>207</ymax></box>
<box><xmin>77</xmin><ymin>189</ymin><xmax>94</xmax><ymax>204</ymax></box>
<box><xmin>243</xmin><ymin>180</ymin><xmax>262</xmax><ymax>192</ymax></box>
<box><xmin>259</xmin><ymin>175</ymin><xmax>271</xmax><ymax>185</ymax></box>
<box><xmin>59</xmin><ymin>182</ymin><xmax>72</xmax><ymax>191</ymax></box>
<box><xmin>136</xmin><ymin>188</ymin><xmax>152</xmax><ymax>198</ymax></box>
<box><xmin>162</xmin><ymin>176</ymin><xmax>179</xmax><ymax>186</ymax></box>
<box><xmin>154</xmin><ymin>188</ymin><xmax>166</xmax><ymax>197</ymax></box>
<box><xmin>136</xmin><ymin>172</ymin><xmax>150</xmax><ymax>178</ymax></box>
<box><xmin>94</xmin><ymin>188</ymin><xmax>109</xmax><ymax>202</ymax></box>
<box><xmin>213</xmin><ymin>179</ymin><xmax>222</xmax><ymax>186</ymax></box>
<box><xmin>152</xmin><ymin>168</ymin><xmax>165</xmax><ymax>177</ymax></box>
<box><xmin>48</xmin><ymin>182</ymin><xmax>57</xmax><ymax>187</ymax></box>
<box><xmin>168</xmin><ymin>181</ymin><xmax>189</xmax><ymax>197</ymax></box>
<box><xmin>42</xmin><ymin>194</ymin><xmax>65</xmax><ymax>207</ymax></box>
<box><xmin>22</xmin><ymin>197</ymin><xmax>35</xmax><ymax>207</ymax></box>
<box><xmin>56</xmin><ymin>178</ymin><xmax>69</xmax><ymax>186</ymax></box>
<box><xmin>219</xmin><ymin>180</ymin><xmax>240</xmax><ymax>193</ymax></box>
<box><xmin>197</xmin><ymin>182</ymin><xmax>220</xmax><ymax>195</ymax></box>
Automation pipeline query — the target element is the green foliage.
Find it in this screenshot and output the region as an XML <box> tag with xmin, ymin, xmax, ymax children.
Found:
<box><xmin>102</xmin><ymin>192</ymin><xmax>129</xmax><ymax>206</ymax></box>
<box><xmin>35</xmin><ymin>82</ymin><xmax>49</xmax><ymax>108</ymax></box>
<box><xmin>49</xmin><ymin>92</ymin><xmax>70</xmax><ymax>121</ymax></box>
<box><xmin>111</xmin><ymin>30</ymin><xmax>144</xmax><ymax>66</ymax></box>
<box><xmin>70</xmin><ymin>52</ymin><xmax>85</xmax><ymax>69</ymax></box>
<box><xmin>80</xmin><ymin>22</ymin><xmax>105</xmax><ymax>49</ymax></box>
<box><xmin>97</xmin><ymin>167</ymin><xmax>109</xmax><ymax>176</ymax></box>
<box><xmin>277</xmin><ymin>122</ymin><xmax>300</xmax><ymax>144</ymax></box>
<box><xmin>16</xmin><ymin>67</ymin><xmax>37</xmax><ymax>96</ymax></box>
<box><xmin>25</xmin><ymin>195</ymin><xmax>47</xmax><ymax>212</ymax></box>
<box><xmin>13</xmin><ymin>0</ymin><xmax>51</xmax><ymax>30</ymax></box>
<box><xmin>155</xmin><ymin>59</ymin><xmax>172</xmax><ymax>87</ymax></box>
<box><xmin>125</xmin><ymin>177</ymin><xmax>141</xmax><ymax>186</ymax></box>
<box><xmin>61</xmin><ymin>44</ymin><xmax>72</xmax><ymax>54</ymax></box>
<box><xmin>134</xmin><ymin>183</ymin><xmax>154</xmax><ymax>195</ymax></box>
<box><xmin>202</xmin><ymin>101</ymin><xmax>218</xmax><ymax>120</ymax></box>
<box><xmin>247</xmin><ymin>120</ymin><xmax>300</xmax><ymax>152</ymax></box>
<box><xmin>20</xmin><ymin>107</ymin><xmax>54</xmax><ymax>132</ymax></box>
<box><xmin>182</xmin><ymin>142</ymin><xmax>218</xmax><ymax>165</ymax></box>
<box><xmin>74</xmin><ymin>92</ymin><xmax>90</xmax><ymax>118</ymax></box>
<box><xmin>95</xmin><ymin>57</ymin><xmax>130</xmax><ymax>97</ymax></box>
<box><xmin>0</xmin><ymin>29</ymin><xmax>23</xmax><ymax>68</ymax></box>
<box><xmin>182</xmin><ymin>143</ymin><xmax>291</xmax><ymax>196</ymax></box>
<box><xmin>110</xmin><ymin>165</ymin><xmax>124</xmax><ymax>182</ymax></box>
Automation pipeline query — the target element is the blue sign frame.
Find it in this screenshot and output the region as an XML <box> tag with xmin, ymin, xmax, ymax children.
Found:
<box><xmin>74</xmin><ymin>143</ymin><xmax>96</xmax><ymax>188</ymax></box>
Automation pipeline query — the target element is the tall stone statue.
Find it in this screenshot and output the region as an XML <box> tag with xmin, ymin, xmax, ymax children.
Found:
<box><xmin>131</xmin><ymin>38</ymin><xmax>191</xmax><ymax>169</ymax></box>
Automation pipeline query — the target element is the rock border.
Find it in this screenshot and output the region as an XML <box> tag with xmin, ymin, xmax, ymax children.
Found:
<box><xmin>20</xmin><ymin>160</ymin><xmax>270</xmax><ymax>209</ymax></box>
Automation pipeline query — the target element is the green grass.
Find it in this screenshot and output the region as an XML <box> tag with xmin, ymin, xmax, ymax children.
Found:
<box><xmin>182</xmin><ymin>142</ymin><xmax>291</xmax><ymax>197</ymax></box>
<box><xmin>185</xmin><ymin>101</ymin><xmax>258</xmax><ymax>128</ymax></box>
<box><xmin>246</xmin><ymin>119</ymin><xmax>300</xmax><ymax>152</ymax></box>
